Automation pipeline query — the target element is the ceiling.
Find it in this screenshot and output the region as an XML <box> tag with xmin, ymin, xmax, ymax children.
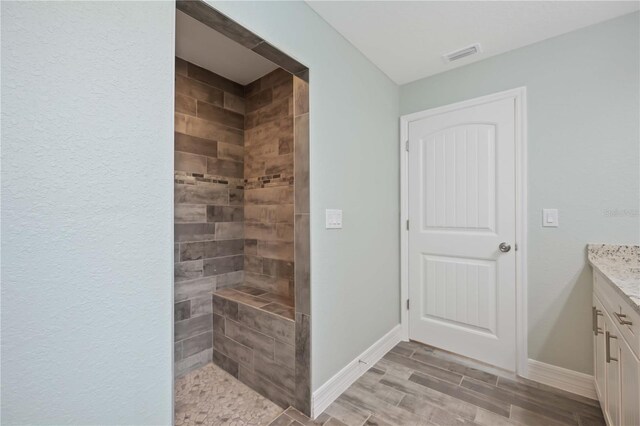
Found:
<box><xmin>307</xmin><ymin>1</ymin><xmax>640</xmax><ymax>85</ymax></box>
<box><xmin>175</xmin><ymin>10</ymin><xmax>278</xmax><ymax>85</ymax></box>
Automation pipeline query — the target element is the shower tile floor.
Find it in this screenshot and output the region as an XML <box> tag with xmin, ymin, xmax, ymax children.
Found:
<box><xmin>175</xmin><ymin>363</ymin><xmax>282</xmax><ymax>426</ymax></box>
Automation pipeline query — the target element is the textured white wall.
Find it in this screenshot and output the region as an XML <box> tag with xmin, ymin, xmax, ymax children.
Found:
<box><xmin>208</xmin><ymin>1</ymin><xmax>401</xmax><ymax>390</ymax></box>
<box><xmin>401</xmin><ymin>12</ymin><xmax>640</xmax><ymax>375</ymax></box>
<box><xmin>1</xmin><ymin>2</ymin><xmax>175</xmax><ymax>423</ymax></box>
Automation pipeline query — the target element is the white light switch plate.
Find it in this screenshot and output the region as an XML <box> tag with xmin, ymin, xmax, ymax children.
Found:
<box><xmin>325</xmin><ymin>209</ymin><xmax>342</xmax><ymax>229</ymax></box>
<box><xmin>542</xmin><ymin>209</ymin><xmax>559</xmax><ymax>227</ymax></box>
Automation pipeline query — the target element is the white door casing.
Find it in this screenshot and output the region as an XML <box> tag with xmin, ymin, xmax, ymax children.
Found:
<box><xmin>403</xmin><ymin>90</ymin><xmax>525</xmax><ymax>372</ymax></box>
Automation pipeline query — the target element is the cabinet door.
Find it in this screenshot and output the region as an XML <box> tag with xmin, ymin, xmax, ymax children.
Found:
<box><xmin>594</xmin><ymin>297</ymin><xmax>606</xmax><ymax>400</ymax></box>
<box><xmin>620</xmin><ymin>337</ymin><xmax>640</xmax><ymax>426</ymax></box>
<box><xmin>605</xmin><ymin>313</ymin><xmax>620</xmax><ymax>426</ymax></box>
<box><xmin>602</xmin><ymin>311</ymin><xmax>620</xmax><ymax>426</ymax></box>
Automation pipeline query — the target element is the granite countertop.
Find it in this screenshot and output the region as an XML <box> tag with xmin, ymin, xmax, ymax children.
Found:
<box><xmin>587</xmin><ymin>244</ymin><xmax>640</xmax><ymax>314</ymax></box>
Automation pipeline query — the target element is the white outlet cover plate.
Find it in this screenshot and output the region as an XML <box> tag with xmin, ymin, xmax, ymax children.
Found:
<box><xmin>326</xmin><ymin>209</ymin><xmax>342</xmax><ymax>229</ymax></box>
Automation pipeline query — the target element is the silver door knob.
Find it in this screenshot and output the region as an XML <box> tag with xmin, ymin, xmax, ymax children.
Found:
<box><xmin>499</xmin><ymin>242</ymin><xmax>511</xmax><ymax>253</ymax></box>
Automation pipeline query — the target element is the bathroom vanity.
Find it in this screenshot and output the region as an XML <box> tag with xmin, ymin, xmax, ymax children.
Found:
<box><xmin>589</xmin><ymin>244</ymin><xmax>640</xmax><ymax>426</ymax></box>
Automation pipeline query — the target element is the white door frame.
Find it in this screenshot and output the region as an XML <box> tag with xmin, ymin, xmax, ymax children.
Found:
<box><xmin>399</xmin><ymin>87</ymin><xmax>529</xmax><ymax>377</ymax></box>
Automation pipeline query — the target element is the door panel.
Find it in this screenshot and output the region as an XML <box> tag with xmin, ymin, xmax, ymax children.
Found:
<box><xmin>408</xmin><ymin>97</ymin><xmax>516</xmax><ymax>371</ymax></box>
<box><xmin>422</xmin><ymin>124</ymin><xmax>496</xmax><ymax>232</ymax></box>
<box><xmin>421</xmin><ymin>255</ymin><xmax>496</xmax><ymax>335</ymax></box>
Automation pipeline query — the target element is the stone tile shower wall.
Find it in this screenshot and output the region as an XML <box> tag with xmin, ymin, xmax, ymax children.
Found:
<box><xmin>208</xmin><ymin>69</ymin><xmax>300</xmax><ymax>408</ymax></box>
<box><xmin>174</xmin><ymin>57</ymin><xmax>246</xmax><ymax>377</ymax></box>
<box><xmin>172</xmin><ymin>57</ymin><xmax>311</xmax><ymax>414</ymax></box>
<box><xmin>243</xmin><ymin>69</ymin><xmax>296</xmax><ymax>298</ymax></box>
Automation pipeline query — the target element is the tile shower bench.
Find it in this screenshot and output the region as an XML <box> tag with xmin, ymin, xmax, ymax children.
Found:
<box><xmin>211</xmin><ymin>286</ymin><xmax>297</xmax><ymax>408</ymax></box>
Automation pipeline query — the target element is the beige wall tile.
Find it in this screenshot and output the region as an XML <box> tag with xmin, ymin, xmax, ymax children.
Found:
<box><xmin>175</xmin><ymin>113</ymin><xmax>243</xmax><ymax>146</ymax></box>
<box><xmin>294</xmin><ymin>113</ymin><xmax>310</xmax><ymax>214</ymax></box>
<box><xmin>175</xmin><ymin>276</ymin><xmax>216</xmax><ymax>302</ymax></box>
<box><xmin>175</xmin><ymin>223</ymin><xmax>216</xmax><ymax>242</ymax></box>
<box><xmin>259</xmin><ymin>68</ymin><xmax>292</xmax><ymax>90</ymax></box>
<box><xmin>175</xmin><ymin>132</ymin><xmax>218</xmax><ymax>157</ymax></box>
<box><xmin>176</xmin><ymin>93</ymin><xmax>197</xmax><ymax>115</ymax></box>
<box><xmin>176</xmin><ymin>57</ymin><xmax>188</xmax><ymax>76</ymax></box>
<box><xmin>207</xmin><ymin>157</ymin><xmax>244</xmax><ymax>179</ymax></box>
<box><xmin>203</xmin><ymin>255</ymin><xmax>243</xmax><ymax>276</ymax></box>
<box><xmin>216</xmin><ymin>270</ymin><xmax>244</xmax><ymax>289</ymax></box>
<box><xmin>254</xmin><ymin>352</ymin><xmax>295</xmax><ymax>392</ymax></box>
<box><xmin>274</xmin><ymin>341</ymin><xmax>295</xmax><ymax>367</ymax></box>
<box><xmin>197</xmin><ymin>100</ymin><xmax>244</xmax><ymax>129</ymax></box>
<box><xmin>245</xmin><ymin>117</ymin><xmax>292</xmax><ymax>147</ymax></box>
<box><xmin>215</xmin><ymin>222</ymin><xmax>244</xmax><ymax>240</ymax></box>
<box><xmin>213</xmin><ymin>332</ymin><xmax>253</xmax><ymax>368</ymax></box>
<box><xmin>294</xmin><ymin>214</ymin><xmax>310</xmax><ymax>315</ymax></box>
<box><xmin>244</xmin><ymin>272</ymin><xmax>290</xmax><ymax>296</ymax></box>
<box><xmin>175</xmin><ymin>183</ymin><xmax>228</xmax><ymax>205</ymax></box>
<box><xmin>246</xmin><ymin>89</ymin><xmax>273</xmax><ymax>114</ymax></box>
<box><xmin>245</xmin><ymin>97</ymin><xmax>291</xmax><ymax>129</ymax></box>
<box><xmin>258</xmin><ymin>241</ymin><xmax>294</xmax><ymax>262</ymax></box>
<box><xmin>207</xmin><ymin>205</ymin><xmax>243</xmax><ymax>223</ymax></box>
<box><xmin>175</xmin><ymin>204</ymin><xmax>207</xmax><ymax>223</ymax></box>
<box><xmin>175</xmin><ymin>260</ymin><xmax>204</xmax><ymax>282</ymax></box>
<box><xmin>293</xmin><ymin>77</ymin><xmax>309</xmax><ymax>116</ymax></box>
<box><xmin>217</xmin><ymin>142</ymin><xmax>244</xmax><ymax>163</ymax></box>
<box><xmin>176</xmin><ymin>74</ymin><xmax>224</xmax><ymax>106</ymax></box>
<box><xmin>276</xmin><ymin>223</ymin><xmax>294</xmax><ymax>241</ymax></box>
<box><xmin>226</xmin><ymin>319</ymin><xmax>275</xmax><ymax>360</ymax></box>
<box><xmin>265</xmin><ymin>154</ymin><xmax>293</xmax><ymax>176</ymax></box>
<box><xmin>175</xmin><ymin>151</ymin><xmax>207</xmax><ymax>174</ymax></box>
<box><xmin>224</xmin><ymin>92</ymin><xmax>245</xmax><ymax>114</ymax></box>
<box><xmin>245</xmin><ymin>222</ymin><xmax>277</xmax><ymax>240</ymax></box>
<box><xmin>276</xmin><ymin>205</ymin><xmax>295</xmax><ymax>223</ymax></box>
<box><xmin>244</xmin><ymin>157</ymin><xmax>267</xmax><ymax>179</ymax></box>
<box><xmin>262</xmin><ymin>259</ymin><xmax>293</xmax><ymax>279</ymax></box>
<box><xmin>229</xmin><ymin>189</ymin><xmax>244</xmax><ymax>205</ymax></box>
<box><xmin>245</xmin><ymin>187</ymin><xmax>293</xmax><ymax>205</ymax></box>
<box><xmin>244</xmin><ymin>255</ymin><xmax>263</xmax><ymax>274</ymax></box>
<box><xmin>245</xmin><ymin>205</ymin><xmax>276</xmax><ymax>223</ymax></box>
<box><xmin>272</xmin><ymin>80</ymin><xmax>293</xmax><ymax>103</ymax></box>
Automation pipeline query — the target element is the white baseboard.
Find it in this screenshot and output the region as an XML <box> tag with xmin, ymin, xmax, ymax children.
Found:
<box><xmin>527</xmin><ymin>359</ymin><xmax>597</xmax><ymax>400</ymax></box>
<box><xmin>311</xmin><ymin>325</ymin><xmax>403</xmax><ymax>418</ymax></box>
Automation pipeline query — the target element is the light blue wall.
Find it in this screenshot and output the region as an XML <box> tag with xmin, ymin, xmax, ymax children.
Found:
<box><xmin>208</xmin><ymin>1</ymin><xmax>401</xmax><ymax>390</ymax></box>
<box><xmin>2</xmin><ymin>2</ymin><xmax>401</xmax><ymax>421</ymax></box>
<box><xmin>1</xmin><ymin>2</ymin><xmax>175</xmax><ymax>424</ymax></box>
<box><xmin>401</xmin><ymin>12</ymin><xmax>640</xmax><ymax>374</ymax></box>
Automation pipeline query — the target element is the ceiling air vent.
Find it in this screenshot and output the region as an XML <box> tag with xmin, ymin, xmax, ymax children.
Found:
<box><xmin>442</xmin><ymin>43</ymin><xmax>482</xmax><ymax>63</ymax></box>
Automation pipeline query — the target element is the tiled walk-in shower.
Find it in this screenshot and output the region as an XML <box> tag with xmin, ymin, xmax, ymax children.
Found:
<box><xmin>174</xmin><ymin>57</ymin><xmax>310</xmax><ymax>413</ymax></box>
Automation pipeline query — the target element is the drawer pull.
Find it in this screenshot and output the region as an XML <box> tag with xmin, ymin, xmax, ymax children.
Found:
<box><xmin>606</xmin><ymin>331</ymin><xmax>618</xmax><ymax>363</ymax></box>
<box><xmin>592</xmin><ymin>307</ymin><xmax>603</xmax><ymax>335</ymax></box>
<box><xmin>613</xmin><ymin>311</ymin><xmax>633</xmax><ymax>326</ymax></box>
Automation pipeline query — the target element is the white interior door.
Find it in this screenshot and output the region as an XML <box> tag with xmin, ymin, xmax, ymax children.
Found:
<box><xmin>408</xmin><ymin>96</ymin><xmax>517</xmax><ymax>371</ymax></box>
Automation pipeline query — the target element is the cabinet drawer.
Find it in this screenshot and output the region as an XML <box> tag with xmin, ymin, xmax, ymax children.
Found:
<box><xmin>594</xmin><ymin>270</ymin><xmax>640</xmax><ymax>359</ymax></box>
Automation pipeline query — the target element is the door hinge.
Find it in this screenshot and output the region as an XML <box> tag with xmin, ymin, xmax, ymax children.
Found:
<box><xmin>406</xmin><ymin>299</ymin><xmax>410</xmax><ymax>310</ymax></box>
<box><xmin>405</xmin><ymin>140</ymin><xmax>409</xmax><ymax>151</ymax></box>
<box><xmin>515</xmin><ymin>243</ymin><xmax>518</xmax><ymax>251</ymax></box>
<box><xmin>406</xmin><ymin>219</ymin><xmax>409</xmax><ymax>230</ymax></box>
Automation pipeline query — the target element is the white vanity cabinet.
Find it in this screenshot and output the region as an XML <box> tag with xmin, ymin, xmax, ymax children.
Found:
<box><xmin>593</xmin><ymin>270</ymin><xmax>640</xmax><ymax>426</ymax></box>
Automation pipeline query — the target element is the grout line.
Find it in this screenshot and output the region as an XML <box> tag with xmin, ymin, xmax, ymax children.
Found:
<box><xmin>359</xmin><ymin>414</ymin><xmax>372</xmax><ymax>426</ymax></box>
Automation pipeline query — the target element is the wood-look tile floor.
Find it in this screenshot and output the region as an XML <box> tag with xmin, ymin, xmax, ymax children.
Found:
<box><xmin>272</xmin><ymin>340</ymin><xmax>605</xmax><ymax>426</ymax></box>
<box><xmin>177</xmin><ymin>340</ymin><xmax>605</xmax><ymax>426</ymax></box>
